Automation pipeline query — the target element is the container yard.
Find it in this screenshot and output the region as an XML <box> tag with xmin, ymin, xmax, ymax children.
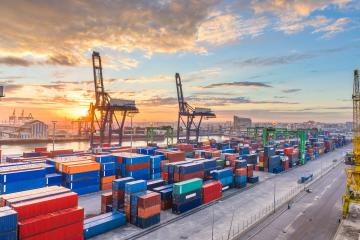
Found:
<box><xmin>0</xmin><ymin>1</ymin><xmax>359</xmax><ymax>240</ymax></box>
<box><xmin>0</xmin><ymin>130</ymin><xmax>349</xmax><ymax>239</ymax></box>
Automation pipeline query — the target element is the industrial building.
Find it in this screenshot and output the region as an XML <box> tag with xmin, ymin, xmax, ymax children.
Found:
<box><xmin>233</xmin><ymin>116</ymin><xmax>252</xmax><ymax>129</ymax></box>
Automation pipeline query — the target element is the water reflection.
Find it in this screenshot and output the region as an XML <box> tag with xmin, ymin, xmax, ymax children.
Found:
<box><xmin>0</xmin><ymin>136</ymin><xmax>228</xmax><ymax>156</ymax></box>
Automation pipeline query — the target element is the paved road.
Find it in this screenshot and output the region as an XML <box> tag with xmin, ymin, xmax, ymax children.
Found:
<box><xmin>240</xmin><ymin>161</ymin><xmax>346</xmax><ymax>240</ymax></box>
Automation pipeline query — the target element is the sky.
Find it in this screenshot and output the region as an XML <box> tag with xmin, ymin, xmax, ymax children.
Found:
<box><xmin>0</xmin><ymin>0</ymin><xmax>359</xmax><ymax>124</ymax></box>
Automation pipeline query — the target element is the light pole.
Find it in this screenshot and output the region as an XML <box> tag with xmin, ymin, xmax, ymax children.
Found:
<box><xmin>51</xmin><ymin>121</ymin><xmax>57</xmax><ymax>151</ymax></box>
<box><xmin>128</xmin><ymin>113</ymin><xmax>135</xmax><ymax>148</ymax></box>
<box><xmin>273</xmin><ymin>181</ymin><xmax>276</xmax><ymax>213</ymax></box>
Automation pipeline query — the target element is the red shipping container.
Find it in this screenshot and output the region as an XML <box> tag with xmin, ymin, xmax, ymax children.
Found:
<box><xmin>138</xmin><ymin>192</ymin><xmax>161</xmax><ymax>209</ymax></box>
<box><xmin>18</xmin><ymin>207</ymin><xmax>84</xmax><ymax>239</ymax></box>
<box><xmin>284</xmin><ymin>147</ymin><xmax>294</xmax><ymax>155</ymax></box>
<box><xmin>177</xmin><ymin>171</ymin><xmax>204</xmax><ymax>182</ymax></box>
<box><xmin>235</xmin><ymin>168</ymin><xmax>247</xmax><ymax>176</ymax></box>
<box><xmin>101</xmin><ymin>192</ymin><xmax>113</xmax><ymax>213</ymax></box>
<box><xmin>161</xmin><ymin>172</ymin><xmax>168</xmax><ymax>181</ymax></box>
<box><xmin>23</xmin><ymin>221</ymin><xmax>83</xmax><ymax>240</ymax></box>
<box><xmin>247</xmin><ymin>166</ymin><xmax>253</xmax><ymax>177</ymax></box>
<box><xmin>165</xmin><ymin>151</ymin><xmax>185</xmax><ymax>162</ymax></box>
<box><xmin>126</xmin><ymin>162</ymin><xmax>150</xmax><ymax>171</ymax></box>
<box><xmin>202</xmin><ymin>181</ymin><xmax>222</xmax><ymax>204</ymax></box>
<box><xmin>35</xmin><ymin>147</ymin><xmax>47</xmax><ymax>153</ymax></box>
<box><xmin>201</xmin><ymin>145</ymin><xmax>211</xmax><ymax>150</ymax></box>
<box><xmin>12</xmin><ymin>192</ymin><xmax>78</xmax><ymax>221</ymax></box>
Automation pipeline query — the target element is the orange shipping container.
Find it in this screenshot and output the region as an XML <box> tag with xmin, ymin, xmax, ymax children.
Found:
<box><xmin>101</xmin><ymin>176</ymin><xmax>115</xmax><ymax>184</ymax></box>
<box><xmin>61</xmin><ymin>162</ymin><xmax>100</xmax><ymax>174</ymax></box>
<box><xmin>137</xmin><ymin>204</ymin><xmax>161</xmax><ymax>218</ymax></box>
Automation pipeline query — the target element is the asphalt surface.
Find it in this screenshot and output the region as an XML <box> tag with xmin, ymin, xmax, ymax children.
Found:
<box><xmin>240</xmin><ymin>161</ymin><xmax>346</xmax><ymax>240</ymax></box>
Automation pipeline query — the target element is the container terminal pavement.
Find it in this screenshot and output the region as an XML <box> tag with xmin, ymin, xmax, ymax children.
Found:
<box><xmin>0</xmin><ymin>136</ymin><xmax>348</xmax><ymax>240</ymax></box>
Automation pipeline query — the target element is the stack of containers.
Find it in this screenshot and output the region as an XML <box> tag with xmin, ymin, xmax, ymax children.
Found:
<box><xmin>268</xmin><ymin>155</ymin><xmax>282</xmax><ymax>173</ymax></box>
<box><xmin>59</xmin><ymin>160</ymin><xmax>100</xmax><ymax>195</ymax></box>
<box><xmin>258</xmin><ymin>151</ymin><xmax>264</xmax><ymax>171</ymax></box>
<box><xmin>247</xmin><ymin>164</ymin><xmax>254</xmax><ymax>177</ymax></box>
<box><xmin>284</xmin><ymin>147</ymin><xmax>295</xmax><ymax>167</ymax></box>
<box><xmin>174</xmin><ymin>162</ymin><xmax>204</xmax><ymax>182</ymax></box>
<box><xmin>12</xmin><ymin>191</ymin><xmax>84</xmax><ymax>240</ymax></box>
<box><xmin>112</xmin><ymin>177</ymin><xmax>134</xmax><ymax>211</ymax></box>
<box><xmin>212</xmin><ymin>168</ymin><xmax>233</xmax><ymax>191</ymax></box>
<box><xmin>150</xmin><ymin>155</ymin><xmax>163</xmax><ymax>179</ymax></box>
<box><xmin>202</xmin><ymin>181</ymin><xmax>222</xmax><ymax>204</ymax></box>
<box><xmin>94</xmin><ymin>155</ymin><xmax>116</xmax><ymax>190</ymax></box>
<box><xmin>153</xmin><ymin>185</ymin><xmax>173</xmax><ymax>210</ymax></box>
<box><xmin>241</xmin><ymin>154</ymin><xmax>258</xmax><ymax>165</ymax></box>
<box><xmin>172</xmin><ymin>178</ymin><xmax>203</xmax><ymax>214</ymax></box>
<box><xmin>174</xmin><ymin>144</ymin><xmax>195</xmax><ymax>158</ymax></box>
<box><xmin>263</xmin><ymin>146</ymin><xmax>275</xmax><ymax>172</ymax></box>
<box><xmin>0</xmin><ymin>163</ymin><xmax>46</xmax><ymax>194</ymax></box>
<box><xmin>234</xmin><ymin>160</ymin><xmax>247</xmax><ymax>188</ymax></box>
<box><xmin>101</xmin><ymin>192</ymin><xmax>113</xmax><ymax>214</ymax></box>
<box><xmin>222</xmin><ymin>153</ymin><xmax>237</xmax><ymax>167</ymax></box>
<box><xmin>0</xmin><ymin>206</ymin><xmax>17</xmax><ymax>239</ymax></box>
<box><xmin>196</xmin><ymin>159</ymin><xmax>217</xmax><ymax>179</ymax></box>
<box><xmin>281</xmin><ymin>156</ymin><xmax>289</xmax><ymax>171</ymax></box>
<box><xmin>137</xmin><ymin>191</ymin><xmax>161</xmax><ymax>228</ymax></box>
<box><xmin>119</xmin><ymin>153</ymin><xmax>151</xmax><ymax>180</ymax></box>
<box><xmin>84</xmin><ymin>212</ymin><xmax>126</xmax><ymax>239</ymax></box>
<box><xmin>124</xmin><ymin>180</ymin><xmax>147</xmax><ymax>224</ymax></box>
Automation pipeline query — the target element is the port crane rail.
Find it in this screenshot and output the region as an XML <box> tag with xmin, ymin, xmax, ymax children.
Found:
<box><xmin>175</xmin><ymin>73</ymin><xmax>215</xmax><ymax>144</ymax></box>
<box><xmin>89</xmin><ymin>51</ymin><xmax>138</xmax><ymax>148</ymax></box>
<box><xmin>343</xmin><ymin>69</ymin><xmax>360</xmax><ymax>218</ymax></box>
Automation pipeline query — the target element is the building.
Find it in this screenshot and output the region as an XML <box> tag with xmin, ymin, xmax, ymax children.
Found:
<box><xmin>17</xmin><ymin>120</ymin><xmax>48</xmax><ymax>139</ymax></box>
<box><xmin>233</xmin><ymin>116</ymin><xmax>252</xmax><ymax>129</ymax></box>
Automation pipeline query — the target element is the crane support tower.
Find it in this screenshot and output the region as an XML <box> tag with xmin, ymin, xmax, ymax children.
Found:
<box><xmin>343</xmin><ymin>69</ymin><xmax>360</xmax><ymax>218</ymax></box>
<box><xmin>89</xmin><ymin>51</ymin><xmax>138</xmax><ymax>148</ymax></box>
<box><xmin>175</xmin><ymin>73</ymin><xmax>216</xmax><ymax>144</ymax></box>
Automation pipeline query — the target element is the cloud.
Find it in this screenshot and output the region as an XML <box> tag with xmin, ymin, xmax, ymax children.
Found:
<box><xmin>233</xmin><ymin>53</ymin><xmax>315</xmax><ymax>67</ymax></box>
<box><xmin>0</xmin><ymin>54</ymin><xmax>79</xmax><ymax>67</ymax></box>
<box><xmin>282</xmin><ymin>88</ymin><xmax>302</xmax><ymax>93</ymax></box>
<box><xmin>249</xmin><ymin>0</ymin><xmax>352</xmax><ymax>37</ymax></box>
<box><xmin>140</xmin><ymin>95</ymin><xmax>297</xmax><ymax>107</ymax></box>
<box><xmin>0</xmin><ymin>0</ymin><xmax>221</xmax><ymax>64</ymax></box>
<box><xmin>197</xmin><ymin>11</ymin><xmax>269</xmax><ymax>45</ymax></box>
<box><xmin>201</xmin><ymin>81</ymin><xmax>272</xmax><ymax>89</ymax></box>
<box><xmin>0</xmin><ymin>56</ymin><xmax>33</xmax><ymax>67</ymax></box>
<box><xmin>313</xmin><ymin>17</ymin><xmax>351</xmax><ymax>38</ymax></box>
<box><xmin>276</xmin><ymin>15</ymin><xmax>331</xmax><ymax>34</ymax></box>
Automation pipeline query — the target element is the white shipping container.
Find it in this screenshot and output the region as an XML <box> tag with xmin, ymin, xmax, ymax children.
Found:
<box><xmin>194</xmin><ymin>107</ymin><xmax>211</xmax><ymax>114</ymax></box>
<box><xmin>110</xmin><ymin>99</ymin><xmax>135</xmax><ymax>107</ymax></box>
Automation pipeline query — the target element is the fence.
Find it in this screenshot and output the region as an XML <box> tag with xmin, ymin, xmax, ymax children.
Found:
<box><xmin>215</xmin><ymin>158</ymin><xmax>341</xmax><ymax>240</ymax></box>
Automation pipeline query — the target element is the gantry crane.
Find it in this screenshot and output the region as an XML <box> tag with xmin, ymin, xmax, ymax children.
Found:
<box><xmin>89</xmin><ymin>51</ymin><xmax>138</xmax><ymax>148</ymax></box>
<box><xmin>343</xmin><ymin>69</ymin><xmax>360</xmax><ymax>218</ymax></box>
<box><xmin>261</xmin><ymin>128</ymin><xmax>306</xmax><ymax>165</ymax></box>
<box><xmin>175</xmin><ymin>73</ymin><xmax>216</xmax><ymax>144</ymax></box>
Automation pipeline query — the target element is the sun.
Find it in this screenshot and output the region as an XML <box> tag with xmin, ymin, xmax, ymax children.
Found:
<box><xmin>68</xmin><ymin>107</ymin><xmax>89</xmax><ymax>119</ymax></box>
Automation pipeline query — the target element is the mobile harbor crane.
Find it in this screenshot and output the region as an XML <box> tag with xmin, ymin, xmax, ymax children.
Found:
<box><xmin>343</xmin><ymin>69</ymin><xmax>360</xmax><ymax>218</ymax></box>
<box><xmin>175</xmin><ymin>73</ymin><xmax>215</xmax><ymax>144</ymax></box>
<box><xmin>89</xmin><ymin>51</ymin><xmax>138</xmax><ymax>148</ymax></box>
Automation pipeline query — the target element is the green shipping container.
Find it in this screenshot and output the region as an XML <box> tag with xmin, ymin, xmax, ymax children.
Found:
<box><xmin>216</xmin><ymin>159</ymin><xmax>225</xmax><ymax>168</ymax></box>
<box><xmin>173</xmin><ymin>178</ymin><xmax>203</xmax><ymax>195</ymax></box>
